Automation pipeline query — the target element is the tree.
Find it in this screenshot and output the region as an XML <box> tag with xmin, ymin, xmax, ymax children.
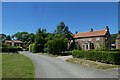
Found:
<box><xmin>111</xmin><ymin>33</ymin><xmax>118</xmax><ymax>44</ymax></box>
<box><xmin>26</xmin><ymin>33</ymin><xmax>35</xmax><ymax>47</ymax></box>
<box><xmin>45</xmin><ymin>34</ymin><xmax>68</xmax><ymax>55</ymax></box>
<box><xmin>12</xmin><ymin>32</ymin><xmax>30</xmax><ymax>42</ymax></box>
<box><xmin>12</xmin><ymin>32</ymin><xmax>35</xmax><ymax>48</ymax></box>
<box><xmin>55</xmin><ymin>22</ymin><xmax>72</xmax><ymax>39</ymax></box>
<box><xmin>35</xmin><ymin>28</ymin><xmax>47</xmax><ymax>52</ymax></box>
<box><xmin>0</xmin><ymin>34</ymin><xmax>6</xmax><ymax>42</ymax></box>
<box><xmin>5</xmin><ymin>35</ymin><xmax>11</xmax><ymax>40</ymax></box>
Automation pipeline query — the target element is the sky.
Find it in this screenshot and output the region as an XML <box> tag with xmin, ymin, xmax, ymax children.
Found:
<box><xmin>2</xmin><ymin>2</ymin><xmax>118</xmax><ymax>35</ymax></box>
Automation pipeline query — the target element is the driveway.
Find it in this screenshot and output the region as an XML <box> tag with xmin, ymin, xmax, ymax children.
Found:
<box><xmin>19</xmin><ymin>51</ymin><xmax>118</xmax><ymax>78</ymax></box>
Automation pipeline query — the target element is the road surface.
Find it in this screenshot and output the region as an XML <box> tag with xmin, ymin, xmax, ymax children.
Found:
<box><xmin>19</xmin><ymin>51</ymin><xmax>118</xmax><ymax>78</ymax></box>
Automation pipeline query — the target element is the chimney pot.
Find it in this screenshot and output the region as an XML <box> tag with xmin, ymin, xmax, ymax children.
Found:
<box><xmin>90</xmin><ymin>28</ymin><xmax>93</xmax><ymax>32</ymax></box>
<box><xmin>106</xmin><ymin>26</ymin><xmax>109</xmax><ymax>31</ymax></box>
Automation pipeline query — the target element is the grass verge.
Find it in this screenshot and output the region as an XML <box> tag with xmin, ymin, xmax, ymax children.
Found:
<box><xmin>66</xmin><ymin>58</ymin><xmax>118</xmax><ymax>70</ymax></box>
<box><xmin>2</xmin><ymin>53</ymin><xmax>35</xmax><ymax>78</ymax></box>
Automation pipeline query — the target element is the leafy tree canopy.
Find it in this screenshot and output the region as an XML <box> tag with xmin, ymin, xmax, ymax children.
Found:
<box><xmin>111</xmin><ymin>33</ymin><xmax>118</xmax><ymax>44</ymax></box>
<box><xmin>55</xmin><ymin>22</ymin><xmax>72</xmax><ymax>39</ymax></box>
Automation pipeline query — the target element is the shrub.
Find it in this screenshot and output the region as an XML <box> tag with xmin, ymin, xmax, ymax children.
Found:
<box><xmin>1</xmin><ymin>47</ymin><xmax>23</xmax><ymax>53</ymax></box>
<box><xmin>29</xmin><ymin>43</ymin><xmax>41</xmax><ymax>53</ymax></box>
<box><xmin>45</xmin><ymin>37</ymin><xmax>68</xmax><ymax>55</ymax></box>
<box><xmin>72</xmin><ymin>50</ymin><xmax>120</xmax><ymax>65</ymax></box>
<box><xmin>28</xmin><ymin>44</ymin><xmax>34</xmax><ymax>52</ymax></box>
<box><xmin>74</xmin><ymin>43</ymin><xmax>81</xmax><ymax>50</ymax></box>
<box><xmin>44</xmin><ymin>48</ymin><xmax>49</xmax><ymax>53</ymax></box>
<box><xmin>32</xmin><ymin>43</ymin><xmax>40</xmax><ymax>53</ymax></box>
<box><xmin>2</xmin><ymin>44</ymin><xmax>11</xmax><ymax>47</ymax></box>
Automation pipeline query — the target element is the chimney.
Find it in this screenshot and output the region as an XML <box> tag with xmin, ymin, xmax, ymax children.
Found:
<box><xmin>76</xmin><ymin>31</ymin><xmax>78</xmax><ymax>34</ymax></box>
<box><xmin>105</xmin><ymin>26</ymin><xmax>109</xmax><ymax>31</ymax></box>
<box><xmin>90</xmin><ymin>28</ymin><xmax>93</xmax><ymax>32</ymax></box>
<box><xmin>118</xmin><ymin>30</ymin><xmax>120</xmax><ymax>35</ymax></box>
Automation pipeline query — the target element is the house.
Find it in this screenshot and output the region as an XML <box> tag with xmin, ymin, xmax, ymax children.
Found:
<box><xmin>116</xmin><ymin>31</ymin><xmax>120</xmax><ymax>49</ymax></box>
<box><xmin>72</xmin><ymin>26</ymin><xmax>111</xmax><ymax>50</ymax></box>
<box><xmin>4</xmin><ymin>40</ymin><xmax>23</xmax><ymax>47</ymax></box>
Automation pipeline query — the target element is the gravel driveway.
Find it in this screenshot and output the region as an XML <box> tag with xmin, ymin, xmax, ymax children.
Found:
<box><xmin>19</xmin><ymin>51</ymin><xmax>118</xmax><ymax>79</ymax></box>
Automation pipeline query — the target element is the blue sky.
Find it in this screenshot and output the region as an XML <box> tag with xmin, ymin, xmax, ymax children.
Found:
<box><xmin>2</xmin><ymin>2</ymin><xmax>118</xmax><ymax>35</ymax></box>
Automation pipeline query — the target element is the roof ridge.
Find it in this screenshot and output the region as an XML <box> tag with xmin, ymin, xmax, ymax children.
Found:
<box><xmin>76</xmin><ymin>29</ymin><xmax>106</xmax><ymax>34</ymax></box>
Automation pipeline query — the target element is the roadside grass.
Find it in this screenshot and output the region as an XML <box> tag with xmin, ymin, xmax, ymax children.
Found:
<box><xmin>66</xmin><ymin>58</ymin><xmax>118</xmax><ymax>70</ymax></box>
<box><xmin>2</xmin><ymin>53</ymin><xmax>35</xmax><ymax>78</ymax></box>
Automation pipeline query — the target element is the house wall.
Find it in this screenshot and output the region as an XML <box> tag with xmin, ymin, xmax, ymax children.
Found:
<box><xmin>4</xmin><ymin>41</ymin><xmax>22</xmax><ymax>47</ymax></box>
<box><xmin>74</xmin><ymin>37</ymin><xmax>105</xmax><ymax>50</ymax></box>
<box><xmin>116</xmin><ymin>39</ymin><xmax>120</xmax><ymax>49</ymax></box>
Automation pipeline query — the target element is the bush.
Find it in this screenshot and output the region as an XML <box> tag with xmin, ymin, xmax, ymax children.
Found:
<box><xmin>2</xmin><ymin>44</ymin><xmax>11</xmax><ymax>47</ymax></box>
<box><xmin>44</xmin><ymin>48</ymin><xmax>49</xmax><ymax>53</ymax></box>
<box><xmin>29</xmin><ymin>44</ymin><xmax>34</xmax><ymax>52</ymax></box>
<box><xmin>29</xmin><ymin>43</ymin><xmax>41</xmax><ymax>53</ymax></box>
<box><xmin>74</xmin><ymin>43</ymin><xmax>81</xmax><ymax>50</ymax></box>
<box><xmin>45</xmin><ymin>37</ymin><xmax>68</xmax><ymax>55</ymax></box>
<box><xmin>1</xmin><ymin>47</ymin><xmax>23</xmax><ymax>53</ymax></box>
<box><xmin>110</xmin><ymin>49</ymin><xmax>120</xmax><ymax>52</ymax></box>
<box><xmin>72</xmin><ymin>50</ymin><xmax>120</xmax><ymax>65</ymax></box>
<box><xmin>32</xmin><ymin>43</ymin><xmax>40</xmax><ymax>53</ymax></box>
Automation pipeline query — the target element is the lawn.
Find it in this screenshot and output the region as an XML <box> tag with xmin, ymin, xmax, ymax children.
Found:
<box><xmin>2</xmin><ymin>53</ymin><xmax>35</xmax><ymax>78</ymax></box>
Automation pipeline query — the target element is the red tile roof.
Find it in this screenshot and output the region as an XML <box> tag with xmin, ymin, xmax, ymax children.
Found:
<box><xmin>5</xmin><ymin>40</ymin><xmax>23</xmax><ymax>43</ymax></box>
<box><xmin>13</xmin><ymin>40</ymin><xmax>23</xmax><ymax>43</ymax></box>
<box><xmin>5</xmin><ymin>40</ymin><xmax>12</xmax><ymax>43</ymax></box>
<box><xmin>73</xmin><ymin>29</ymin><xmax>107</xmax><ymax>38</ymax></box>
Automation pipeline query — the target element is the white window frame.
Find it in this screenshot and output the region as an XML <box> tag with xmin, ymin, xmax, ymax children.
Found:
<box><xmin>81</xmin><ymin>39</ymin><xmax>85</xmax><ymax>41</ymax></box>
<box><xmin>88</xmin><ymin>38</ymin><xmax>92</xmax><ymax>41</ymax></box>
<box><xmin>96</xmin><ymin>37</ymin><xmax>100</xmax><ymax>41</ymax></box>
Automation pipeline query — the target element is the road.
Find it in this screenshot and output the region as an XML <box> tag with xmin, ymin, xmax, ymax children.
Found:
<box><xmin>19</xmin><ymin>51</ymin><xmax>118</xmax><ymax>78</ymax></box>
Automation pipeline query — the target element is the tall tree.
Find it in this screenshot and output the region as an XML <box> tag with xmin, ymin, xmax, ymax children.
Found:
<box><xmin>111</xmin><ymin>33</ymin><xmax>118</xmax><ymax>44</ymax></box>
<box><xmin>12</xmin><ymin>32</ymin><xmax>35</xmax><ymax>48</ymax></box>
<box><xmin>5</xmin><ymin>35</ymin><xmax>11</xmax><ymax>40</ymax></box>
<box><xmin>55</xmin><ymin>22</ymin><xmax>72</xmax><ymax>39</ymax></box>
<box><xmin>0</xmin><ymin>34</ymin><xmax>6</xmax><ymax>42</ymax></box>
<box><xmin>35</xmin><ymin>28</ymin><xmax>47</xmax><ymax>52</ymax></box>
<box><xmin>12</xmin><ymin>32</ymin><xmax>29</xmax><ymax>42</ymax></box>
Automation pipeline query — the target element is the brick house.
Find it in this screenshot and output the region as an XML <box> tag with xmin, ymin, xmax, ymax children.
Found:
<box><xmin>116</xmin><ymin>31</ymin><xmax>120</xmax><ymax>49</ymax></box>
<box><xmin>72</xmin><ymin>26</ymin><xmax>111</xmax><ymax>50</ymax></box>
<box><xmin>4</xmin><ymin>40</ymin><xmax>23</xmax><ymax>47</ymax></box>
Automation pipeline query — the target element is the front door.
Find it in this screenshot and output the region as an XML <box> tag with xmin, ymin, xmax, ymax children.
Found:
<box><xmin>85</xmin><ymin>43</ymin><xmax>89</xmax><ymax>50</ymax></box>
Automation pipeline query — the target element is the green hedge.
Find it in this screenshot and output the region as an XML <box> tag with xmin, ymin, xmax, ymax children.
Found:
<box><xmin>29</xmin><ymin>43</ymin><xmax>41</xmax><ymax>53</ymax></box>
<box><xmin>1</xmin><ymin>47</ymin><xmax>23</xmax><ymax>53</ymax></box>
<box><xmin>72</xmin><ymin>50</ymin><xmax>120</xmax><ymax>65</ymax></box>
<box><xmin>29</xmin><ymin>44</ymin><xmax>34</xmax><ymax>52</ymax></box>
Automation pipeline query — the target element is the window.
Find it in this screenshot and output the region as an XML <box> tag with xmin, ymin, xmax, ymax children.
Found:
<box><xmin>96</xmin><ymin>44</ymin><xmax>100</xmax><ymax>49</ymax></box>
<box><xmin>96</xmin><ymin>38</ymin><xmax>100</xmax><ymax>41</ymax></box>
<box><xmin>88</xmin><ymin>38</ymin><xmax>92</xmax><ymax>41</ymax></box>
<box><xmin>81</xmin><ymin>39</ymin><xmax>85</xmax><ymax>41</ymax></box>
<box><xmin>83</xmin><ymin>45</ymin><xmax>84</xmax><ymax>47</ymax></box>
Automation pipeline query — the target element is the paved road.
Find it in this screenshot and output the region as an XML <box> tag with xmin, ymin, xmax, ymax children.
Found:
<box><xmin>19</xmin><ymin>51</ymin><xmax>118</xmax><ymax>78</ymax></box>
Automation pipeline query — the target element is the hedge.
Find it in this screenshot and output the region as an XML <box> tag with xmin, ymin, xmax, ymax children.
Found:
<box><xmin>29</xmin><ymin>44</ymin><xmax>34</xmax><ymax>52</ymax></box>
<box><xmin>1</xmin><ymin>47</ymin><xmax>23</xmax><ymax>53</ymax></box>
<box><xmin>29</xmin><ymin>43</ymin><xmax>41</xmax><ymax>53</ymax></box>
<box><xmin>72</xmin><ymin>50</ymin><xmax>120</xmax><ymax>65</ymax></box>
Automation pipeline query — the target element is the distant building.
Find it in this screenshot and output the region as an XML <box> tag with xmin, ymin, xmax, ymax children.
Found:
<box><xmin>72</xmin><ymin>26</ymin><xmax>111</xmax><ymax>50</ymax></box>
<box><xmin>4</xmin><ymin>40</ymin><xmax>23</xmax><ymax>46</ymax></box>
<box><xmin>116</xmin><ymin>31</ymin><xmax>120</xmax><ymax>49</ymax></box>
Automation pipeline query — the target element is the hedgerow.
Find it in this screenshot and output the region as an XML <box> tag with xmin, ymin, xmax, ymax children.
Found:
<box><xmin>72</xmin><ymin>50</ymin><xmax>120</xmax><ymax>65</ymax></box>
